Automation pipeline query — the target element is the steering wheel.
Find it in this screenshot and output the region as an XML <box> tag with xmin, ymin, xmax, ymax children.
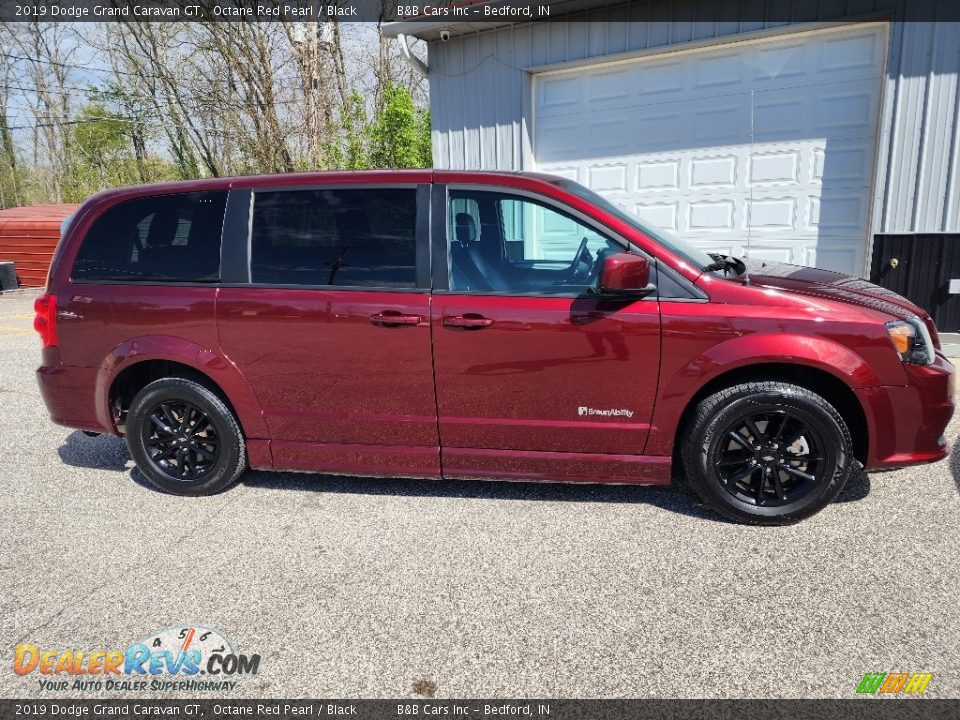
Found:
<box><xmin>569</xmin><ymin>237</ymin><xmax>594</xmax><ymax>282</ymax></box>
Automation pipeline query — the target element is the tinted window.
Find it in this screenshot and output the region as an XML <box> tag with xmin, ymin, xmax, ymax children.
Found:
<box><xmin>448</xmin><ymin>190</ymin><xmax>621</xmax><ymax>295</ymax></box>
<box><xmin>250</xmin><ymin>188</ymin><xmax>417</xmax><ymax>288</ymax></box>
<box><xmin>72</xmin><ymin>191</ymin><xmax>226</xmax><ymax>282</ymax></box>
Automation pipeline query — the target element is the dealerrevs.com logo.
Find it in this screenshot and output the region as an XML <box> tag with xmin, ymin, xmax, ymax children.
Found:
<box><xmin>856</xmin><ymin>672</ymin><xmax>933</xmax><ymax>696</ymax></box>
<box><xmin>14</xmin><ymin>625</ymin><xmax>261</xmax><ymax>693</ymax></box>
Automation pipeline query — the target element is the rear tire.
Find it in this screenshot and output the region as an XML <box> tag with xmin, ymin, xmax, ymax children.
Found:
<box><xmin>126</xmin><ymin>377</ymin><xmax>246</xmax><ymax>496</ymax></box>
<box><xmin>681</xmin><ymin>381</ymin><xmax>853</xmax><ymax>525</ymax></box>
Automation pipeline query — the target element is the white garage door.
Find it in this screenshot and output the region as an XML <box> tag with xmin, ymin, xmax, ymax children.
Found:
<box><xmin>533</xmin><ymin>24</ymin><xmax>886</xmax><ymax>276</ymax></box>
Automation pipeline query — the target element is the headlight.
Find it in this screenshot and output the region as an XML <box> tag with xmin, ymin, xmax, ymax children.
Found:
<box><xmin>885</xmin><ymin>318</ymin><xmax>935</xmax><ymax>365</ymax></box>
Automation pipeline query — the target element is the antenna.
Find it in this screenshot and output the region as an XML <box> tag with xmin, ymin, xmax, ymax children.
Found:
<box><xmin>743</xmin><ymin>89</ymin><xmax>754</xmax><ymax>286</ymax></box>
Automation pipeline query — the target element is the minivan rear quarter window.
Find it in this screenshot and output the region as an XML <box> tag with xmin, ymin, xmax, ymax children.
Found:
<box><xmin>72</xmin><ymin>191</ymin><xmax>227</xmax><ymax>282</ymax></box>
<box><xmin>250</xmin><ymin>187</ymin><xmax>417</xmax><ymax>288</ymax></box>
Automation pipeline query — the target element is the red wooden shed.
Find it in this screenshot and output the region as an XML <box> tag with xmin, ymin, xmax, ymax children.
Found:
<box><xmin>0</xmin><ymin>204</ymin><xmax>79</xmax><ymax>288</ymax></box>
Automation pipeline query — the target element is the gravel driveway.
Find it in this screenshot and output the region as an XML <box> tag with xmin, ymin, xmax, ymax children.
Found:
<box><xmin>1</xmin><ymin>289</ymin><xmax>958</xmax><ymax>699</ymax></box>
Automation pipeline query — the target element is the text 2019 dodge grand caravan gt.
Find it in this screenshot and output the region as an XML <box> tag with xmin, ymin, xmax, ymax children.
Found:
<box><xmin>35</xmin><ymin>171</ymin><xmax>955</xmax><ymax>524</ymax></box>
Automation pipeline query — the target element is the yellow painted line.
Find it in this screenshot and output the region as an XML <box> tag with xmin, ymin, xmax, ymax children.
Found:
<box><xmin>0</xmin><ymin>324</ymin><xmax>33</xmax><ymax>334</ymax></box>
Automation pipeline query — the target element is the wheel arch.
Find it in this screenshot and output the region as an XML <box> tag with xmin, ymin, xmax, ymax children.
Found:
<box><xmin>95</xmin><ymin>336</ymin><xmax>267</xmax><ymax>439</ymax></box>
<box><xmin>671</xmin><ymin>362</ymin><xmax>869</xmax><ymax>470</ymax></box>
<box><xmin>109</xmin><ymin>360</ymin><xmax>234</xmax><ymax>431</ymax></box>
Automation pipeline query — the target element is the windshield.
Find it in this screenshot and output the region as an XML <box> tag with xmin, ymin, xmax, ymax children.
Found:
<box><xmin>552</xmin><ymin>177</ymin><xmax>717</xmax><ymax>271</ymax></box>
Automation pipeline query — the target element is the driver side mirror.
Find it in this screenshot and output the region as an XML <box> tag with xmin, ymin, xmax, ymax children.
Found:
<box><xmin>597</xmin><ymin>253</ymin><xmax>656</xmax><ymax>297</ymax></box>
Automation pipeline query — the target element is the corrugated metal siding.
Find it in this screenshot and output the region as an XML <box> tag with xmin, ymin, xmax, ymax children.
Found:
<box><xmin>427</xmin><ymin>0</ymin><xmax>960</xmax><ymax>235</ymax></box>
<box><xmin>0</xmin><ymin>204</ymin><xmax>77</xmax><ymax>287</ymax></box>
<box><xmin>870</xmin><ymin>233</ymin><xmax>960</xmax><ymax>330</ymax></box>
<box><xmin>879</xmin><ymin>18</ymin><xmax>960</xmax><ymax>232</ymax></box>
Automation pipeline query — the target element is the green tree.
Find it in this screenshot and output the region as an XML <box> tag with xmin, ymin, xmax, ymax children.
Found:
<box><xmin>63</xmin><ymin>104</ymin><xmax>129</xmax><ymax>199</ymax></box>
<box><xmin>415</xmin><ymin>107</ymin><xmax>432</xmax><ymax>168</ymax></box>
<box><xmin>88</xmin><ymin>83</ymin><xmax>154</xmax><ymax>184</ymax></box>
<box><xmin>73</xmin><ymin>104</ymin><xmax>130</xmax><ymax>166</ymax></box>
<box><xmin>368</xmin><ymin>84</ymin><xmax>431</xmax><ymax>169</ymax></box>
<box><xmin>341</xmin><ymin>89</ymin><xmax>370</xmax><ymax>170</ymax></box>
<box><xmin>167</xmin><ymin>125</ymin><xmax>201</xmax><ymax>181</ymax></box>
<box><xmin>62</xmin><ymin>102</ymin><xmax>178</xmax><ymax>200</ymax></box>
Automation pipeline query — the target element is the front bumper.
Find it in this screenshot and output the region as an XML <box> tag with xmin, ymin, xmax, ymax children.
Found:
<box><xmin>857</xmin><ymin>353</ymin><xmax>955</xmax><ymax>469</ymax></box>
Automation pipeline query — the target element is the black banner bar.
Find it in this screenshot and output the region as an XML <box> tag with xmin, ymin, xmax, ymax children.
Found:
<box><xmin>0</xmin><ymin>0</ymin><xmax>958</xmax><ymax>24</ymax></box>
<box><xmin>2</xmin><ymin>700</ymin><xmax>959</xmax><ymax>720</ymax></box>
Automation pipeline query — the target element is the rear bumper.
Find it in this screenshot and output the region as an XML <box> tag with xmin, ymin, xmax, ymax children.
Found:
<box><xmin>858</xmin><ymin>353</ymin><xmax>955</xmax><ymax>470</ymax></box>
<box><xmin>36</xmin><ymin>351</ymin><xmax>111</xmax><ymax>434</ymax></box>
<box><xmin>37</xmin><ymin>354</ymin><xmax>274</xmax><ymax>468</ymax></box>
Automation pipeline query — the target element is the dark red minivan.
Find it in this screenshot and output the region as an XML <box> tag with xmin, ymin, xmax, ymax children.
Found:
<box><xmin>35</xmin><ymin>171</ymin><xmax>955</xmax><ymax>524</ymax></box>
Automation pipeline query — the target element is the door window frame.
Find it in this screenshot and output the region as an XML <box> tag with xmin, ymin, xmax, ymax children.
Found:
<box><xmin>220</xmin><ymin>183</ymin><xmax>432</xmax><ymax>293</ymax></box>
<box><xmin>431</xmin><ymin>183</ymin><xmax>707</xmax><ymax>301</ymax></box>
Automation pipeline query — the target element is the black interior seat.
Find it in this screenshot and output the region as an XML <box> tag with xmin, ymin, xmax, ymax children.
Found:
<box><xmin>451</xmin><ymin>213</ymin><xmax>511</xmax><ymax>292</ymax></box>
<box><xmin>139</xmin><ymin>211</ymin><xmax>193</xmax><ymax>278</ymax></box>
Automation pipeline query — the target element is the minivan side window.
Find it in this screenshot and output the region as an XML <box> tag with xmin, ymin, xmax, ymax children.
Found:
<box><xmin>250</xmin><ymin>188</ymin><xmax>417</xmax><ymax>288</ymax></box>
<box><xmin>447</xmin><ymin>189</ymin><xmax>621</xmax><ymax>295</ymax></box>
<box><xmin>72</xmin><ymin>191</ymin><xmax>227</xmax><ymax>283</ymax></box>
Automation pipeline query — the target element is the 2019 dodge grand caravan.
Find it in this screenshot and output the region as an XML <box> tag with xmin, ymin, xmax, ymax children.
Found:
<box><xmin>35</xmin><ymin>171</ymin><xmax>955</xmax><ymax>524</ymax></box>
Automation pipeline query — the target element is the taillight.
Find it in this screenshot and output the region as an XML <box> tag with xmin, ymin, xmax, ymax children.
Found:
<box><xmin>33</xmin><ymin>294</ymin><xmax>57</xmax><ymax>348</ymax></box>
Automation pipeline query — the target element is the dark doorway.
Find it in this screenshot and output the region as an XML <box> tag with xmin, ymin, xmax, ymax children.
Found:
<box><xmin>870</xmin><ymin>234</ymin><xmax>960</xmax><ymax>333</ymax></box>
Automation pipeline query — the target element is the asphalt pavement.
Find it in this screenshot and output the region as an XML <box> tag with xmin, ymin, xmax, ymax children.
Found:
<box><xmin>1</xmin><ymin>289</ymin><xmax>958</xmax><ymax>699</ymax></box>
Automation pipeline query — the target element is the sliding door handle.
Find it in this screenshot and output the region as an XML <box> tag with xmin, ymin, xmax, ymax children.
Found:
<box><xmin>370</xmin><ymin>311</ymin><xmax>422</xmax><ymax>327</ymax></box>
<box><xmin>442</xmin><ymin>314</ymin><xmax>494</xmax><ymax>330</ymax></box>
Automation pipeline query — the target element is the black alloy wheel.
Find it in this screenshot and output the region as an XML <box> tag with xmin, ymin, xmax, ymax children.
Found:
<box><xmin>126</xmin><ymin>377</ymin><xmax>246</xmax><ymax>496</ymax></box>
<box><xmin>714</xmin><ymin>409</ymin><xmax>824</xmax><ymax>507</ymax></box>
<box><xmin>682</xmin><ymin>381</ymin><xmax>854</xmax><ymax>525</ymax></box>
<box><xmin>143</xmin><ymin>400</ymin><xmax>220</xmax><ymax>482</ymax></box>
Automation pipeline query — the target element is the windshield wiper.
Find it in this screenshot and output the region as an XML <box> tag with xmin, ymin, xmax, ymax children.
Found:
<box><xmin>702</xmin><ymin>254</ymin><xmax>745</xmax><ymax>276</ymax></box>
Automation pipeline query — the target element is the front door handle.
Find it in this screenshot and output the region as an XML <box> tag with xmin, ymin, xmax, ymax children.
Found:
<box><xmin>442</xmin><ymin>314</ymin><xmax>494</xmax><ymax>330</ymax></box>
<box><xmin>370</xmin><ymin>311</ymin><xmax>422</xmax><ymax>327</ymax></box>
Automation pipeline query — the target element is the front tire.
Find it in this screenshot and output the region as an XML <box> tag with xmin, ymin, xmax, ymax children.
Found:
<box><xmin>126</xmin><ymin>377</ymin><xmax>246</xmax><ymax>496</ymax></box>
<box><xmin>682</xmin><ymin>381</ymin><xmax>853</xmax><ymax>525</ymax></box>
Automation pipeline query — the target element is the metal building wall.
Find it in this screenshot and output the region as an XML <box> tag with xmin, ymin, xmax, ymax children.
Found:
<box><xmin>426</xmin><ymin>0</ymin><xmax>960</xmax><ymax>235</ymax></box>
